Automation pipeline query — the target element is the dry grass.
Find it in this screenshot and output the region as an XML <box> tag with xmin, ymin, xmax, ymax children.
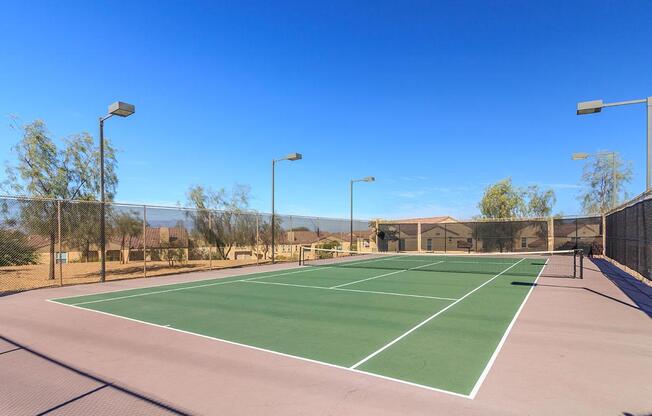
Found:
<box><xmin>0</xmin><ymin>259</ymin><xmax>267</xmax><ymax>294</ymax></box>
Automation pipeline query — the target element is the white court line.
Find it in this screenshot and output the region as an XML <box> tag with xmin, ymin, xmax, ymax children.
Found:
<box><xmin>329</xmin><ymin>261</ymin><xmax>445</xmax><ymax>289</ymax></box>
<box><xmin>244</xmin><ymin>280</ymin><xmax>459</xmax><ymax>301</ymax></box>
<box><xmin>337</xmin><ymin>255</ymin><xmax>401</xmax><ymax>265</ymax></box>
<box><xmin>47</xmin><ymin>299</ymin><xmax>470</xmax><ymax>399</ymax></box>
<box><xmin>65</xmin><ymin>267</ymin><xmax>330</xmax><ymax>306</ymax></box>
<box><xmin>350</xmin><ymin>258</ymin><xmax>527</xmax><ymax>369</ymax></box>
<box><xmin>359</xmin><ymin>259</ymin><xmax>518</xmax><ymax>266</ymax></box>
<box><xmin>467</xmin><ymin>258</ymin><xmax>548</xmax><ymax>399</ymax></box>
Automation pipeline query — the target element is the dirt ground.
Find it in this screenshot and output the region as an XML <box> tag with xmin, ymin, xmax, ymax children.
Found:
<box><xmin>0</xmin><ymin>259</ymin><xmax>266</xmax><ymax>293</ymax></box>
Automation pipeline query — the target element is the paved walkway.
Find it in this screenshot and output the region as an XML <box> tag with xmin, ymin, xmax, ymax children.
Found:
<box><xmin>0</xmin><ymin>260</ymin><xmax>650</xmax><ymax>415</ymax></box>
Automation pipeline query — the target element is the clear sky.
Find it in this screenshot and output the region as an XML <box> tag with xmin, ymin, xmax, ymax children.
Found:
<box><xmin>1</xmin><ymin>1</ymin><xmax>650</xmax><ymax>220</ymax></box>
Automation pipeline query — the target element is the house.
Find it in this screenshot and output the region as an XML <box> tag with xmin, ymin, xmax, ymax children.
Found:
<box><xmin>378</xmin><ymin>216</ymin><xmax>455</xmax><ymax>252</ymax></box>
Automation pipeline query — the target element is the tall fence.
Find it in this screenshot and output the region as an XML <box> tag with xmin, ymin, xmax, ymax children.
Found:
<box><xmin>0</xmin><ymin>196</ymin><xmax>372</xmax><ymax>295</ymax></box>
<box><xmin>7</xmin><ymin>192</ymin><xmax>645</xmax><ymax>296</ymax></box>
<box><xmin>605</xmin><ymin>191</ymin><xmax>652</xmax><ymax>280</ymax></box>
<box><xmin>553</xmin><ymin>216</ymin><xmax>603</xmax><ymax>254</ymax></box>
<box><xmin>378</xmin><ymin>217</ymin><xmax>603</xmax><ymax>254</ymax></box>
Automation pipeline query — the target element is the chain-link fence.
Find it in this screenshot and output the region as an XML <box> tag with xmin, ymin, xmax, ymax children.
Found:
<box><xmin>0</xmin><ymin>196</ymin><xmax>373</xmax><ymax>295</ymax></box>
<box><xmin>378</xmin><ymin>217</ymin><xmax>609</xmax><ymax>255</ymax></box>
<box><xmin>5</xmin><ymin>192</ymin><xmax>628</xmax><ymax>294</ymax></box>
<box><xmin>378</xmin><ymin>219</ymin><xmax>551</xmax><ymax>253</ymax></box>
<box><xmin>605</xmin><ymin>191</ymin><xmax>652</xmax><ymax>280</ymax></box>
<box><xmin>552</xmin><ymin>216</ymin><xmax>602</xmax><ymax>254</ymax></box>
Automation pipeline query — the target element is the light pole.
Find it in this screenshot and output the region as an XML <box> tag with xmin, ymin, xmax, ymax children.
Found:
<box><xmin>576</xmin><ymin>96</ymin><xmax>651</xmax><ymax>191</ymax></box>
<box><xmin>350</xmin><ymin>176</ymin><xmax>375</xmax><ymax>250</ymax></box>
<box><xmin>572</xmin><ymin>151</ymin><xmax>617</xmax><ymax>209</ymax></box>
<box><xmin>271</xmin><ymin>152</ymin><xmax>302</xmax><ymax>263</ymax></box>
<box><xmin>99</xmin><ymin>101</ymin><xmax>135</xmax><ymax>282</ymax></box>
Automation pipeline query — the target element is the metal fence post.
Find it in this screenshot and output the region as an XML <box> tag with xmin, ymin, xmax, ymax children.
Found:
<box><xmin>143</xmin><ymin>205</ymin><xmax>147</xmax><ymax>278</ymax></box>
<box><xmin>601</xmin><ymin>213</ymin><xmax>606</xmax><ymax>256</ymax></box>
<box><xmin>374</xmin><ymin>219</ymin><xmax>379</xmax><ymax>251</ymax></box>
<box><xmin>208</xmin><ymin>211</ymin><xmax>213</xmax><ymax>270</ymax></box>
<box><xmin>255</xmin><ymin>214</ymin><xmax>259</xmax><ymax>265</ymax></box>
<box><xmin>57</xmin><ymin>200</ymin><xmax>62</xmax><ymax>286</ymax></box>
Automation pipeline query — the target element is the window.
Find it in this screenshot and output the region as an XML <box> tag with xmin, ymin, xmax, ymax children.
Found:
<box><xmin>55</xmin><ymin>252</ymin><xmax>68</xmax><ymax>264</ymax></box>
<box><xmin>399</xmin><ymin>239</ymin><xmax>405</xmax><ymax>251</ymax></box>
<box><xmin>426</xmin><ymin>239</ymin><xmax>432</xmax><ymax>251</ymax></box>
<box><xmin>521</xmin><ymin>237</ymin><xmax>527</xmax><ymax>248</ymax></box>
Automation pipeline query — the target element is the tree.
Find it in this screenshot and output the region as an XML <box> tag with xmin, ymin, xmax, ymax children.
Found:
<box><xmin>61</xmin><ymin>201</ymin><xmax>102</xmax><ymax>262</ymax></box>
<box><xmin>0</xmin><ymin>228</ymin><xmax>38</xmax><ymax>266</ymax></box>
<box><xmin>185</xmin><ymin>184</ymin><xmax>253</xmax><ymax>260</ymax></box>
<box><xmin>111</xmin><ymin>210</ymin><xmax>142</xmax><ymax>263</ymax></box>
<box><xmin>257</xmin><ymin>217</ymin><xmax>283</xmax><ymax>260</ymax></box>
<box><xmin>478</xmin><ymin>178</ymin><xmax>524</xmax><ymax>219</ymax></box>
<box><xmin>524</xmin><ymin>185</ymin><xmax>556</xmax><ymax>217</ymax></box>
<box><xmin>478</xmin><ymin>178</ymin><xmax>556</xmax><ymax>219</ymax></box>
<box><xmin>3</xmin><ymin>119</ymin><xmax>117</xmax><ymax>279</ymax></box>
<box><xmin>578</xmin><ymin>153</ymin><xmax>632</xmax><ymax>214</ymax></box>
<box><xmin>477</xmin><ymin>178</ymin><xmax>556</xmax><ymax>252</ymax></box>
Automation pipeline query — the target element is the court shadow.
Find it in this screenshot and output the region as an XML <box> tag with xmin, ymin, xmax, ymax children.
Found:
<box><xmin>591</xmin><ymin>259</ymin><xmax>652</xmax><ymax>318</ymax></box>
<box><xmin>510</xmin><ymin>281</ymin><xmax>643</xmax><ymax>313</ymax></box>
<box><xmin>0</xmin><ymin>335</ymin><xmax>190</xmax><ymax>415</ymax></box>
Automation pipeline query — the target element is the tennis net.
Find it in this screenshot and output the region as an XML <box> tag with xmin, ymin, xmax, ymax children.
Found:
<box><xmin>300</xmin><ymin>247</ymin><xmax>583</xmax><ymax>278</ymax></box>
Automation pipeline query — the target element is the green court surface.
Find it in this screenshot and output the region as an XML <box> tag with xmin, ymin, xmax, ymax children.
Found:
<box><xmin>51</xmin><ymin>254</ymin><xmax>547</xmax><ymax>398</ymax></box>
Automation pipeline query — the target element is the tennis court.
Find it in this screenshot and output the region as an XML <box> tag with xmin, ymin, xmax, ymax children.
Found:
<box><xmin>49</xmin><ymin>249</ymin><xmax>580</xmax><ymax>398</ymax></box>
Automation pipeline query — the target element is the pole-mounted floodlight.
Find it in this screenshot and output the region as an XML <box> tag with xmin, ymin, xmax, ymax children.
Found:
<box><xmin>350</xmin><ymin>176</ymin><xmax>375</xmax><ymax>249</ymax></box>
<box><xmin>99</xmin><ymin>101</ymin><xmax>135</xmax><ymax>282</ymax></box>
<box><xmin>576</xmin><ymin>100</ymin><xmax>604</xmax><ymax>115</ymax></box>
<box><xmin>576</xmin><ymin>96</ymin><xmax>651</xmax><ymax>190</ymax></box>
<box><xmin>571</xmin><ymin>151</ymin><xmax>617</xmax><ymax>209</ymax></box>
<box><xmin>271</xmin><ymin>152</ymin><xmax>302</xmax><ymax>263</ymax></box>
<box><xmin>108</xmin><ymin>101</ymin><xmax>136</xmax><ymax>117</ymax></box>
<box><xmin>284</xmin><ymin>152</ymin><xmax>302</xmax><ymax>161</ymax></box>
<box><xmin>571</xmin><ymin>152</ymin><xmax>590</xmax><ymax>160</ymax></box>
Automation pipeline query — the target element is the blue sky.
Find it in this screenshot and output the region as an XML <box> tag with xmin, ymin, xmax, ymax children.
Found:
<box><xmin>1</xmin><ymin>1</ymin><xmax>650</xmax><ymax>220</ymax></box>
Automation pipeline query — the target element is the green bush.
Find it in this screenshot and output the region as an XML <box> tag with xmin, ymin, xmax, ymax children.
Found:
<box><xmin>0</xmin><ymin>229</ymin><xmax>39</xmax><ymax>266</ymax></box>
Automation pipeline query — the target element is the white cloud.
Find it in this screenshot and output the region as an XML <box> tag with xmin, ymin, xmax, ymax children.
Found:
<box><xmin>395</xmin><ymin>190</ymin><xmax>428</xmax><ymax>198</ymax></box>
